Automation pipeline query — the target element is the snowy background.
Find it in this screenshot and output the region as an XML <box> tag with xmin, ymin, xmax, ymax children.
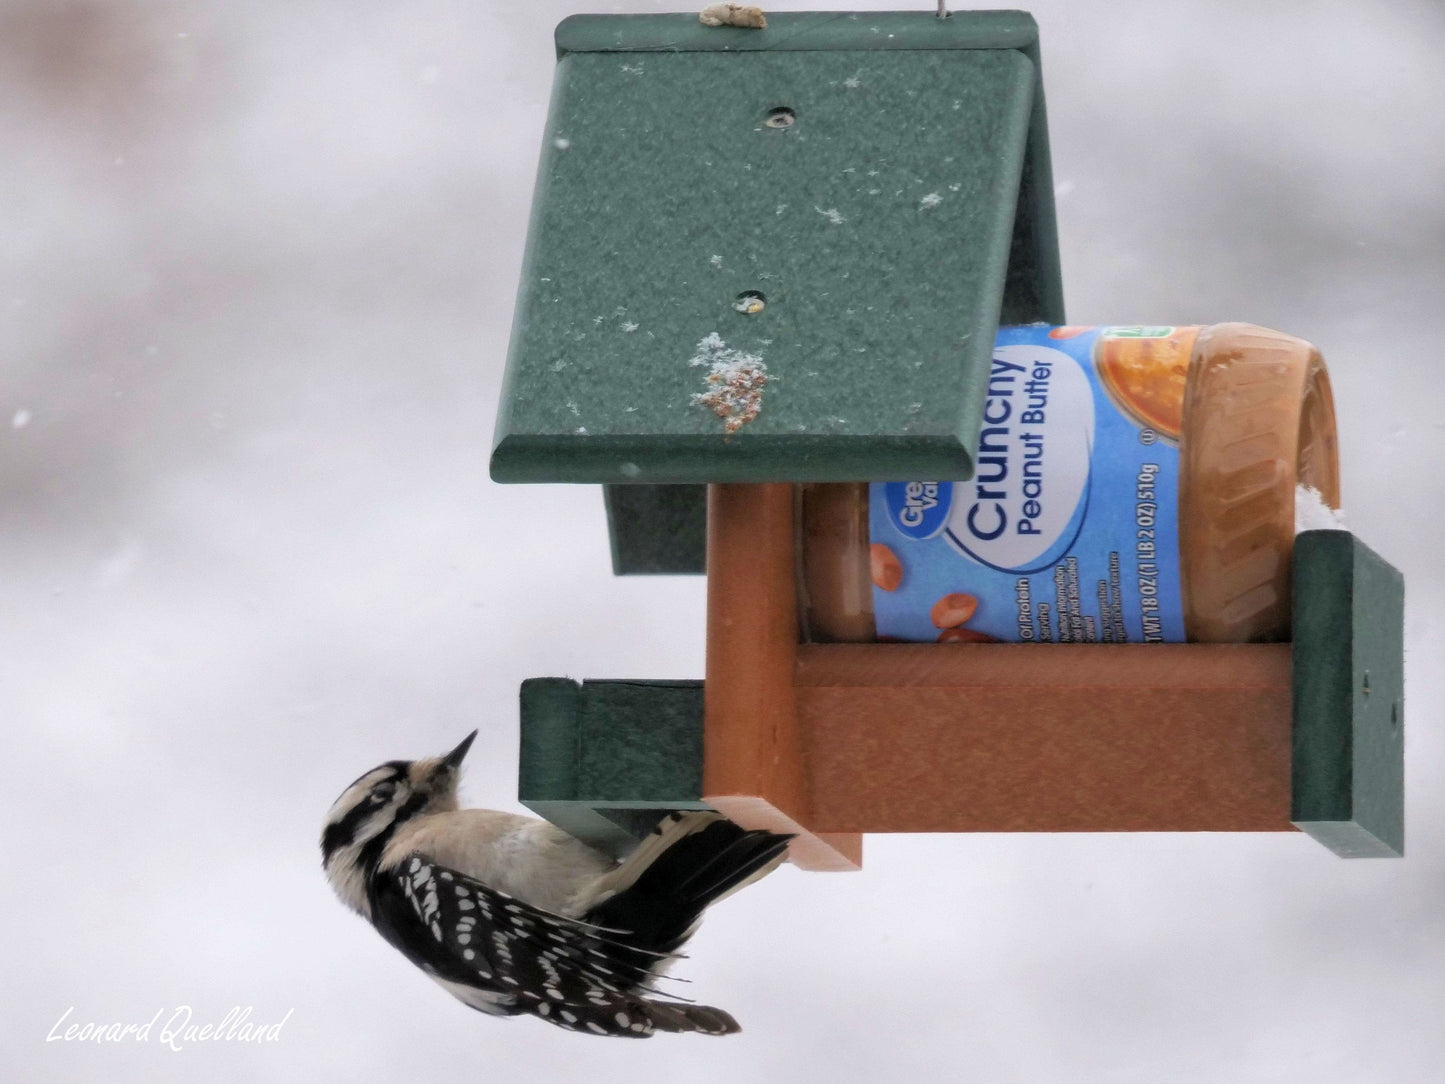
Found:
<box><xmin>3</xmin><ymin>1</ymin><xmax>1443</xmax><ymax>1080</ymax></box>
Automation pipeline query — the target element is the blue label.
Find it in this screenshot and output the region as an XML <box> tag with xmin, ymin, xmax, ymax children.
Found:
<box><xmin>870</xmin><ymin>326</ymin><xmax>1187</xmax><ymax>643</ymax></box>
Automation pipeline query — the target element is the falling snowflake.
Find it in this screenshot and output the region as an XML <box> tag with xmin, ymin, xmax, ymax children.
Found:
<box><xmin>814</xmin><ymin>206</ymin><xmax>845</xmax><ymax>226</ymax></box>
<box><xmin>920</xmin><ymin>192</ymin><xmax>943</xmax><ymax>209</ymax></box>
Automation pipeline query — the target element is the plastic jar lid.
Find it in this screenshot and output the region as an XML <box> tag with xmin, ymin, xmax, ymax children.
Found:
<box><xmin>1178</xmin><ymin>324</ymin><xmax>1339</xmax><ymax>642</ymax></box>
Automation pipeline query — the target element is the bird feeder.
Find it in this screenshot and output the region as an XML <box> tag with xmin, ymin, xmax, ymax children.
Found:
<box><xmin>492</xmin><ymin>11</ymin><xmax>1404</xmax><ymax>871</ymax></box>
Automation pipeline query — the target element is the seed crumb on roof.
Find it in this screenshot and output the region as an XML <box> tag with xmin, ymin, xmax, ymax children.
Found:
<box><xmin>689</xmin><ymin>333</ymin><xmax>768</xmax><ymax>434</ymax></box>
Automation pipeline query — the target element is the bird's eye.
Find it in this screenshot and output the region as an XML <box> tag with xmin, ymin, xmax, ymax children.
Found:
<box><xmin>369</xmin><ymin>783</ymin><xmax>397</xmax><ymax>805</ymax></box>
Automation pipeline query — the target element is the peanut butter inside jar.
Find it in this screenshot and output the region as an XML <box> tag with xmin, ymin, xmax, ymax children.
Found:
<box><xmin>799</xmin><ymin>324</ymin><xmax>1341</xmax><ymax>644</ymax></box>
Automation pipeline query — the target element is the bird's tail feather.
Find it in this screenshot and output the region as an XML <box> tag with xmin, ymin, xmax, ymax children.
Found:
<box><xmin>541</xmin><ymin>994</ymin><xmax>739</xmax><ymax>1038</ymax></box>
<box><xmin>643</xmin><ymin>999</ymin><xmax>740</xmax><ymax>1036</ymax></box>
<box><xmin>581</xmin><ymin>812</ymin><xmax>791</xmax><ymax>957</ymax></box>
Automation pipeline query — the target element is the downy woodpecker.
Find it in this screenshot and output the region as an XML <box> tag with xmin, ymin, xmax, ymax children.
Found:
<box><xmin>321</xmin><ymin>731</ymin><xmax>792</xmax><ymax>1037</ymax></box>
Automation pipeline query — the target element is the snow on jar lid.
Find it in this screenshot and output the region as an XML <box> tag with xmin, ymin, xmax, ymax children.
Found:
<box><xmin>799</xmin><ymin>324</ymin><xmax>1341</xmax><ymax>645</ymax></box>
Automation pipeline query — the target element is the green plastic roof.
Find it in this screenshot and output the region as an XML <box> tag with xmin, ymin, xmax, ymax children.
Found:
<box><xmin>491</xmin><ymin>11</ymin><xmax>1064</xmax><ymax>485</ymax></box>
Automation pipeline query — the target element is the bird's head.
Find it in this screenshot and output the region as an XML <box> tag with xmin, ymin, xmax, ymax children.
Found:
<box><xmin>320</xmin><ymin>731</ymin><xmax>476</xmax><ymax>913</ymax></box>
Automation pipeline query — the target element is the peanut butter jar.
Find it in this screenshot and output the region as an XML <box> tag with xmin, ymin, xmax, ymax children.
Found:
<box><xmin>800</xmin><ymin>324</ymin><xmax>1341</xmax><ymax>645</ymax></box>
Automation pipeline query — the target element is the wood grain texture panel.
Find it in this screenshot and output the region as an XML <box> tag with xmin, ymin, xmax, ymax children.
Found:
<box><xmin>704</xmin><ymin>483</ymin><xmax>862</xmax><ymax>869</ymax></box>
<box><xmin>798</xmin><ymin>644</ymin><xmax>1294</xmax><ymax>833</ymax></box>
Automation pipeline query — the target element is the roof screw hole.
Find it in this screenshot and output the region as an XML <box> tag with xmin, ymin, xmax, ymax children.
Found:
<box><xmin>733</xmin><ymin>290</ymin><xmax>766</xmax><ymax>315</ymax></box>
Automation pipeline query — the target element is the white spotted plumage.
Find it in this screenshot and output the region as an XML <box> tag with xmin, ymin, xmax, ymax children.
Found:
<box><xmin>321</xmin><ymin>731</ymin><xmax>792</xmax><ymax>1038</ymax></box>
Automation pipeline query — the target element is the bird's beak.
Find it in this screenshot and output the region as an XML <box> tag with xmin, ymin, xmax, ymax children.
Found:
<box><xmin>441</xmin><ymin>730</ymin><xmax>477</xmax><ymax>771</ymax></box>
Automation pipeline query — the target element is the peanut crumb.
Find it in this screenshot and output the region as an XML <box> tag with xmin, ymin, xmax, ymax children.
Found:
<box><xmin>689</xmin><ymin>333</ymin><xmax>768</xmax><ymax>433</ymax></box>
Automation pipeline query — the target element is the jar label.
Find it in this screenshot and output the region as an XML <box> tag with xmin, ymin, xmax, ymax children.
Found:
<box><xmin>870</xmin><ymin>325</ymin><xmax>1189</xmax><ymax>643</ymax></box>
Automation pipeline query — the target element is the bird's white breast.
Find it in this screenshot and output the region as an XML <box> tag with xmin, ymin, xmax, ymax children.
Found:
<box><xmin>380</xmin><ymin>810</ymin><xmax>614</xmax><ymax>915</ymax></box>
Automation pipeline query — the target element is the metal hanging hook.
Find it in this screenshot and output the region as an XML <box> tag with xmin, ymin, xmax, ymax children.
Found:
<box><xmin>937</xmin><ymin>1</ymin><xmax>949</xmax><ymax>17</ymax></box>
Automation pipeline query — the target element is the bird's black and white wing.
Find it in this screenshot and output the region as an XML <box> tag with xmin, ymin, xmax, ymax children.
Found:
<box><xmin>368</xmin><ymin>854</ymin><xmax>738</xmax><ymax>1037</ymax></box>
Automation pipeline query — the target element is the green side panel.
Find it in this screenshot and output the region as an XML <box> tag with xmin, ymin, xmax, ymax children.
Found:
<box><xmin>517</xmin><ymin>677</ymin><xmax>584</xmax><ymax>808</ymax></box>
<box><xmin>574</xmin><ymin>681</ymin><xmax>705</xmax><ymax>800</ymax></box>
<box><xmin>518</xmin><ymin>678</ymin><xmax>708</xmax><ymax>857</ymax></box>
<box><xmin>492</xmin><ymin>11</ymin><xmax>1060</xmax><ymax>485</ymax></box>
<box><xmin>1291</xmin><ymin>531</ymin><xmax>1405</xmax><ymax>857</ymax></box>
<box><xmin>603</xmin><ymin>483</ymin><xmax>707</xmax><ymax>574</ymax></box>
